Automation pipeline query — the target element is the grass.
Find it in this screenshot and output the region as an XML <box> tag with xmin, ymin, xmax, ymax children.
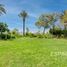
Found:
<box><xmin>0</xmin><ymin>38</ymin><xmax>67</xmax><ymax>67</ymax></box>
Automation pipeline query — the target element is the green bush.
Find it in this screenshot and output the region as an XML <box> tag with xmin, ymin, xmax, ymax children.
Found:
<box><xmin>44</xmin><ymin>34</ymin><xmax>53</xmax><ymax>38</ymax></box>
<box><xmin>50</xmin><ymin>29</ymin><xmax>67</xmax><ymax>38</ymax></box>
<box><xmin>11</xmin><ymin>31</ymin><xmax>23</xmax><ymax>38</ymax></box>
<box><xmin>25</xmin><ymin>32</ymin><xmax>53</xmax><ymax>39</ymax></box>
<box><xmin>50</xmin><ymin>29</ymin><xmax>62</xmax><ymax>38</ymax></box>
<box><xmin>29</xmin><ymin>33</ymin><xmax>37</xmax><ymax>38</ymax></box>
<box><xmin>36</xmin><ymin>34</ymin><xmax>44</xmax><ymax>38</ymax></box>
<box><xmin>62</xmin><ymin>30</ymin><xmax>67</xmax><ymax>38</ymax></box>
<box><xmin>25</xmin><ymin>32</ymin><xmax>30</xmax><ymax>37</ymax></box>
<box><xmin>0</xmin><ymin>34</ymin><xmax>11</xmax><ymax>40</ymax></box>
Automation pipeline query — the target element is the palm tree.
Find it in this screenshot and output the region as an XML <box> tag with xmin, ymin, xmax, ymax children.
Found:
<box><xmin>36</xmin><ymin>14</ymin><xmax>50</xmax><ymax>34</ymax></box>
<box><xmin>35</xmin><ymin>20</ymin><xmax>49</xmax><ymax>34</ymax></box>
<box><xmin>61</xmin><ymin>10</ymin><xmax>67</xmax><ymax>30</ymax></box>
<box><xmin>19</xmin><ymin>10</ymin><xmax>28</xmax><ymax>36</ymax></box>
<box><xmin>0</xmin><ymin>4</ymin><xmax>6</xmax><ymax>15</ymax></box>
<box><xmin>35</xmin><ymin>21</ymin><xmax>41</xmax><ymax>33</ymax></box>
<box><xmin>0</xmin><ymin>4</ymin><xmax>6</xmax><ymax>39</ymax></box>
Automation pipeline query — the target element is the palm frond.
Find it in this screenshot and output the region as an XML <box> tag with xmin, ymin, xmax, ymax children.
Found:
<box><xmin>0</xmin><ymin>4</ymin><xmax>6</xmax><ymax>15</ymax></box>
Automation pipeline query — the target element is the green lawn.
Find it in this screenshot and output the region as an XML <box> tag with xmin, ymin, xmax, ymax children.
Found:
<box><xmin>0</xmin><ymin>38</ymin><xmax>67</xmax><ymax>67</ymax></box>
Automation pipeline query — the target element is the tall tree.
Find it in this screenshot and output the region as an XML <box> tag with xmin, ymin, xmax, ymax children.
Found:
<box><xmin>0</xmin><ymin>4</ymin><xmax>6</xmax><ymax>15</ymax></box>
<box><xmin>35</xmin><ymin>14</ymin><xmax>52</xmax><ymax>34</ymax></box>
<box><xmin>0</xmin><ymin>22</ymin><xmax>9</xmax><ymax>39</ymax></box>
<box><xmin>0</xmin><ymin>4</ymin><xmax>6</xmax><ymax>39</ymax></box>
<box><xmin>61</xmin><ymin>10</ymin><xmax>67</xmax><ymax>29</ymax></box>
<box><xmin>19</xmin><ymin>10</ymin><xmax>28</xmax><ymax>36</ymax></box>
<box><xmin>35</xmin><ymin>13</ymin><xmax>60</xmax><ymax>34</ymax></box>
<box><xmin>35</xmin><ymin>21</ymin><xmax>41</xmax><ymax>33</ymax></box>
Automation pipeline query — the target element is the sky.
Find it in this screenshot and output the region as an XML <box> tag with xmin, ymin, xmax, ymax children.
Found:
<box><xmin>0</xmin><ymin>0</ymin><xmax>67</xmax><ymax>32</ymax></box>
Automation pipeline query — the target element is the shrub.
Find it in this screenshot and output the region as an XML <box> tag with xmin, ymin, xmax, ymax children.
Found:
<box><xmin>25</xmin><ymin>32</ymin><xmax>53</xmax><ymax>38</ymax></box>
<box><xmin>37</xmin><ymin>34</ymin><xmax>44</xmax><ymax>38</ymax></box>
<box><xmin>28</xmin><ymin>33</ymin><xmax>37</xmax><ymax>38</ymax></box>
<box><xmin>11</xmin><ymin>30</ymin><xmax>22</xmax><ymax>38</ymax></box>
<box><xmin>62</xmin><ymin>30</ymin><xmax>67</xmax><ymax>38</ymax></box>
<box><xmin>44</xmin><ymin>33</ymin><xmax>53</xmax><ymax>38</ymax></box>
<box><xmin>0</xmin><ymin>34</ymin><xmax>11</xmax><ymax>40</ymax></box>
<box><xmin>50</xmin><ymin>29</ymin><xmax>62</xmax><ymax>38</ymax></box>
<box><xmin>50</xmin><ymin>28</ymin><xmax>67</xmax><ymax>38</ymax></box>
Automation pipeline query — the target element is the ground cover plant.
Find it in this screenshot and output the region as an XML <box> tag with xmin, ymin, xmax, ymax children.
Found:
<box><xmin>0</xmin><ymin>38</ymin><xmax>67</xmax><ymax>67</ymax></box>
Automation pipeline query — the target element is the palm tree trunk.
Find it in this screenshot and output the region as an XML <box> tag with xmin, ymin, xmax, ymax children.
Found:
<box><xmin>23</xmin><ymin>19</ymin><xmax>25</xmax><ymax>36</ymax></box>
<box><xmin>0</xmin><ymin>30</ymin><xmax>2</xmax><ymax>39</ymax></box>
<box><xmin>43</xmin><ymin>27</ymin><xmax>45</xmax><ymax>34</ymax></box>
<box><xmin>64</xmin><ymin>25</ymin><xmax>67</xmax><ymax>30</ymax></box>
<box><xmin>53</xmin><ymin>25</ymin><xmax>55</xmax><ymax>34</ymax></box>
<box><xmin>5</xmin><ymin>34</ymin><xmax>7</xmax><ymax>40</ymax></box>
